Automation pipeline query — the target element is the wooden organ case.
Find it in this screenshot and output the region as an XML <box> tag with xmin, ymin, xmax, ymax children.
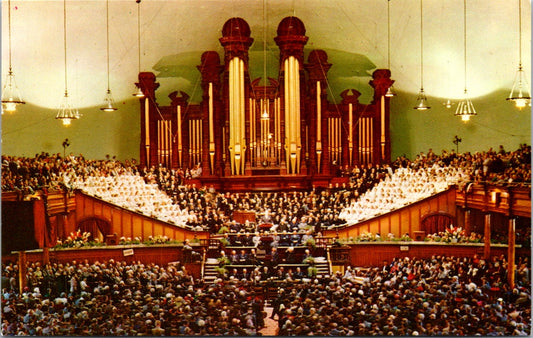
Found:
<box><xmin>137</xmin><ymin>17</ymin><xmax>394</xmax><ymax>191</ymax></box>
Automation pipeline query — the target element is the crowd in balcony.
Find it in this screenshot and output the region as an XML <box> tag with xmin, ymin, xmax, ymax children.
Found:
<box><xmin>1</xmin><ymin>253</ymin><xmax>530</xmax><ymax>336</ymax></box>
<box><xmin>1</xmin><ymin>144</ymin><xmax>530</xmax><ymax>234</ymax></box>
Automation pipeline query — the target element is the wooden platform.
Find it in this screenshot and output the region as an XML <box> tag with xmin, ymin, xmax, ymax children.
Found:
<box><xmin>199</xmin><ymin>174</ymin><xmax>348</xmax><ymax>192</ymax></box>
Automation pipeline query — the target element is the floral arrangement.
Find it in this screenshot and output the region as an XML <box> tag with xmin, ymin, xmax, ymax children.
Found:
<box><xmin>425</xmin><ymin>227</ymin><xmax>482</xmax><ymax>244</ymax></box>
<box><xmin>143</xmin><ymin>235</ymin><xmax>179</xmax><ymax>245</ymax></box>
<box><xmin>54</xmin><ymin>230</ymin><xmax>102</xmax><ymax>248</ymax></box>
<box><xmin>119</xmin><ymin>236</ymin><xmax>142</xmax><ymax>245</ymax></box>
<box><xmin>358</xmin><ymin>232</ymin><xmax>382</xmax><ymax>242</ymax></box>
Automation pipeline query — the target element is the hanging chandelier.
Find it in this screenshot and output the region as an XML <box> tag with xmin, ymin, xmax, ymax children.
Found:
<box><xmin>454</xmin><ymin>0</ymin><xmax>477</xmax><ymax>122</ymax></box>
<box><xmin>132</xmin><ymin>0</ymin><xmax>145</xmax><ymax>97</ymax></box>
<box><xmin>414</xmin><ymin>0</ymin><xmax>430</xmax><ymax>110</ymax></box>
<box><xmin>100</xmin><ymin>0</ymin><xmax>118</xmax><ymax>112</ymax></box>
<box><xmin>384</xmin><ymin>0</ymin><xmax>396</xmax><ymax>97</ymax></box>
<box><xmin>1</xmin><ymin>0</ymin><xmax>25</xmax><ymax>114</ymax></box>
<box><xmin>55</xmin><ymin>0</ymin><xmax>80</xmax><ymax>126</ymax></box>
<box><xmin>507</xmin><ymin>0</ymin><xmax>531</xmax><ymax>109</ymax></box>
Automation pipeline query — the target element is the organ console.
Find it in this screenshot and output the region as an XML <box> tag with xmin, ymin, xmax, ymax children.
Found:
<box><xmin>137</xmin><ymin>16</ymin><xmax>394</xmax><ymax>191</ymax></box>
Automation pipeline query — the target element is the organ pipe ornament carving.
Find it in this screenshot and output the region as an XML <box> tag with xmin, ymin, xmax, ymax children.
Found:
<box><xmin>136</xmin><ymin>16</ymin><xmax>393</xmax><ymax>189</ymax></box>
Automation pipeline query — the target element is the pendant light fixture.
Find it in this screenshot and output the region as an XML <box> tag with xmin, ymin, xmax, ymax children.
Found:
<box><xmin>443</xmin><ymin>99</ymin><xmax>455</xmax><ymax>109</ymax></box>
<box><xmin>414</xmin><ymin>0</ymin><xmax>430</xmax><ymax>110</ymax></box>
<box><xmin>384</xmin><ymin>0</ymin><xmax>396</xmax><ymax>97</ymax></box>
<box><xmin>100</xmin><ymin>0</ymin><xmax>118</xmax><ymax>111</ymax></box>
<box><xmin>56</xmin><ymin>0</ymin><xmax>80</xmax><ymax>126</ymax></box>
<box><xmin>132</xmin><ymin>0</ymin><xmax>145</xmax><ymax>98</ymax></box>
<box><xmin>507</xmin><ymin>0</ymin><xmax>531</xmax><ymax>108</ymax></box>
<box><xmin>1</xmin><ymin>0</ymin><xmax>25</xmax><ymax>114</ymax></box>
<box><xmin>454</xmin><ymin>0</ymin><xmax>477</xmax><ymax>122</ymax></box>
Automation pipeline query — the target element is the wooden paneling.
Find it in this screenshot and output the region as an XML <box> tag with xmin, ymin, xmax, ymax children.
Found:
<box><xmin>75</xmin><ymin>192</ymin><xmax>206</xmax><ymax>243</ymax></box>
<box><xmin>335</xmin><ymin>189</ymin><xmax>457</xmax><ymax>239</ymax></box>
<box><xmin>456</xmin><ymin>184</ymin><xmax>530</xmax><ymax>218</ymax></box>
<box><xmin>3</xmin><ymin>246</ymin><xmax>202</xmax><ymax>279</ymax></box>
<box><xmin>347</xmin><ymin>243</ymin><xmax>511</xmax><ymax>267</ymax></box>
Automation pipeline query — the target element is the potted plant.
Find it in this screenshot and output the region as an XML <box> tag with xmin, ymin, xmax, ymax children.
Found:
<box><xmin>215</xmin><ymin>266</ymin><xmax>228</xmax><ymax>278</ymax></box>
<box><xmin>302</xmin><ymin>256</ymin><xmax>315</xmax><ymax>265</ymax></box>
<box><xmin>307</xmin><ymin>266</ymin><xmax>318</xmax><ymax>277</ymax></box>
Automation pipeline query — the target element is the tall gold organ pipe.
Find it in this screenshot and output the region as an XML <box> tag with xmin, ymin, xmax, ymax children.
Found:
<box><xmin>239</xmin><ymin>58</ymin><xmax>245</xmax><ymax>173</ymax></box>
<box><xmin>381</xmin><ymin>96</ymin><xmax>386</xmax><ymax>160</ymax></box>
<box><xmin>145</xmin><ymin>98</ymin><xmax>150</xmax><ymax>166</ymax></box>
<box><xmin>157</xmin><ymin>122</ymin><xmax>160</xmax><ymax>163</ymax></box>
<box><xmin>284</xmin><ymin>56</ymin><xmax>301</xmax><ymax>173</ymax></box>
<box><xmin>177</xmin><ymin>105</ymin><xmax>182</xmax><ymax>167</ymax></box>
<box><xmin>209</xmin><ymin>83</ymin><xmax>214</xmax><ymax>142</ymax></box>
<box><xmin>209</xmin><ymin>82</ymin><xmax>215</xmax><ymax>173</ymax></box>
<box><xmin>276</xmin><ymin>97</ymin><xmax>280</xmax><ymax>164</ymax></box>
<box><xmin>198</xmin><ymin>119</ymin><xmax>202</xmax><ymax>165</ymax></box>
<box><xmin>249</xmin><ymin>98</ymin><xmax>254</xmax><ymax>166</ymax></box>
<box><xmin>229</xmin><ymin>58</ymin><xmax>235</xmax><ymax>174</ymax></box>
<box><xmin>316</xmin><ymin>81</ymin><xmax>322</xmax><ymax>171</ymax></box>
<box><xmin>189</xmin><ymin>120</ymin><xmax>192</xmax><ymax>165</ymax></box>
<box><xmin>349</xmin><ymin>103</ymin><xmax>353</xmax><ymax>166</ymax></box>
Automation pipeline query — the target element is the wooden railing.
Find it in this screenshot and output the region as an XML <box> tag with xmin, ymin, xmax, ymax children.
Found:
<box><xmin>455</xmin><ymin>182</ymin><xmax>530</xmax><ymax>218</ymax></box>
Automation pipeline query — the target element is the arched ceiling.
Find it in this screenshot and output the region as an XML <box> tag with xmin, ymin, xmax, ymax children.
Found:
<box><xmin>2</xmin><ymin>0</ymin><xmax>530</xmax><ymax>109</ymax></box>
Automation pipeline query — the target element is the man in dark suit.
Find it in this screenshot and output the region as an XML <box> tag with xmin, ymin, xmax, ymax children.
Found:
<box><xmin>238</xmin><ymin>249</ymin><xmax>248</xmax><ymax>265</ymax></box>
<box><xmin>230</xmin><ymin>250</ymin><xmax>239</xmax><ymax>264</ymax></box>
<box><xmin>285</xmin><ymin>246</ymin><xmax>297</xmax><ymax>264</ymax></box>
<box><xmin>270</xmin><ymin>247</ymin><xmax>280</xmax><ymax>267</ymax></box>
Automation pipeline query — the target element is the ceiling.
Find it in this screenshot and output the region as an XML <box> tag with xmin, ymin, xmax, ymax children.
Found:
<box><xmin>2</xmin><ymin>0</ymin><xmax>531</xmax><ymax>108</ymax></box>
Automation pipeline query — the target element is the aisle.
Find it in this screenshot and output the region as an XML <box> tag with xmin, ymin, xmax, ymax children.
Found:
<box><xmin>259</xmin><ymin>306</ymin><xmax>278</xmax><ymax>336</ymax></box>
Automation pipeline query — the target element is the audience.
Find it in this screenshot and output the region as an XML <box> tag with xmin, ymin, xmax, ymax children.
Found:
<box><xmin>1</xmin><ymin>145</ymin><xmax>530</xmax><ymax>335</ymax></box>
<box><xmin>2</xmin><ymin>144</ymin><xmax>530</xmax><ymax>236</ymax></box>
<box><xmin>0</xmin><ymin>254</ymin><xmax>529</xmax><ymax>336</ymax></box>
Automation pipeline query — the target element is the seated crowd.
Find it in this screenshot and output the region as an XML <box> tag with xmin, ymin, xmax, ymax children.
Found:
<box><xmin>1</xmin><ymin>254</ymin><xmax>530</xmax><ymax>336</ymax></box>
<box><xmin>1</xmin><ymin>144</ymin><xmax>530</xmax><ymax>235</ymax></box>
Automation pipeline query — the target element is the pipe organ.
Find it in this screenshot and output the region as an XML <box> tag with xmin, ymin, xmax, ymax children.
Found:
<box><xmin>137</xmin><ymin>17</ymin><xmax>394</xmax><ymax>189</ymax></box>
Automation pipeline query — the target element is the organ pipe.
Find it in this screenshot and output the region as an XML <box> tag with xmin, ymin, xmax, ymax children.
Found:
<box><xmin>349</xmin><ymin>103</ymin><xmax>353</xmax><ymax>166</ymax></box>
<box><xmin>284</xmin><ymin>56</ymin><xmax>301</xmax><ymax>174</ymax></box>
<box><xmin>177</xmin><ymin>105</ymin><xmax>182</xmax><ymax>167</ymax></box>
<box><xmin>145</xmin><ymin>98</ymin><xmax>150</xmax><ymax>166</ymax></box>
<box><xmin>228</xmin><ymin>57</ymin><xmax>246</xmax><ymax>175</ymax></box>
<box><xmin>381</xmin><ymin>96</ymin><xmax>386</xmax><ymax>161</ymax></box>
